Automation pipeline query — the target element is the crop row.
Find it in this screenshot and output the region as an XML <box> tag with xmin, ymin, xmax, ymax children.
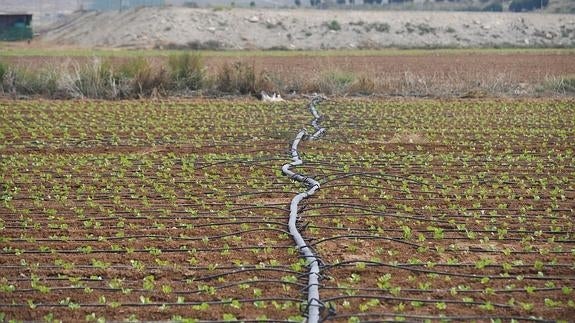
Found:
<box><xmin>0</xmin><ymin>99</ymin><xmax>574</xmax><ymax>321</ymax></box>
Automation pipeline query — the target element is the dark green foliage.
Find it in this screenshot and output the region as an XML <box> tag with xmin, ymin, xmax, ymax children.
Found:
<box><xmin>168</xmin><ymin>52</ymin><xmax>204</xmax><ymax>91</ymax></box>
<box><xmin>326</xmin><ymin>20</ymin><xmax>342</xmax><ymax>31</ymax></box>
<box><xmin>0</xmin><ymin>61</ymin><xmax>6</xmax><ymax>87</ymax></box>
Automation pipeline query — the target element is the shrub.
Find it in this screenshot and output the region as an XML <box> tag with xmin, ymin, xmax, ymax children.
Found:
<box><xmin>0</xmin><ymin>61</ymin><xmax>6</xmax><ymax>81</ymax></box>
<box><xmin>0</xmin><ymin>61</ymin><xmax>6</xmax><ymax>91</ymax></box>
<box><xmin>25</xmin><ymin>68</ymin><xmax>59</xmax><ymax>96</ymax></box>
<box><xmin>349</xmin><ymin>75</ymin><xmax>376</xmax><ymax>95</ymax></box>
<box><xmin>214</xmin><ymin>61</ymin><xmax>258</xmax><ymax>95</ymax></box>
<box><xmin>1</xmin><ymin>65</ymin><xmax>59</xmax><ymax>97</ymax></box>
<box><xmin>405</xmin><ymin>22</ymin><xmax>436</xmax><ymax>35</ymax></box>
<box><xmin>365</xmin><ymin>22</ymin><xmax>390</xmax><ymax>33</ymax></box>
<box><xmin>544</xmin><ymin>76</ymin><xmax>575</xmax><ymax>94</ymax></box>
<box><xmin>326</xmin><ymin>20</ymin><xmax>342</xmax><ymax>31</ymax></box>
<box><xmin>168</xmin><ymin>52</ymin><xmax>204</xmax><ymax>91</ymax></box>
<box><xmin>61</xmin><ymin>58</ymin><xmax>119</xmax><ymax>99</ymax></box>
<box><xmin>357</xmin><ymin>39</ymin><xmax>381</xmax><ymax>50</ymax></box>
<box><xmin>307</xmin><ymin>70</ymin><xmax>355</xmax><ymax>95</ymax></box>
<box><xmin>162</xmin><ymin>40</ymin><xmax>224</xmax><ymax>50</ymax></box>
<box><xmin>118</xmin><ymin>57</ymin><xmax>168</xmax><ymax>98</ymax></box>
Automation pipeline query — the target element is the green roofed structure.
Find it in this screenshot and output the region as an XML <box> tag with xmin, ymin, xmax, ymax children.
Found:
<box><xmin>0</xmin><ymin>14</ymin><xmax>33</xmax><ymax>41</ymax></box>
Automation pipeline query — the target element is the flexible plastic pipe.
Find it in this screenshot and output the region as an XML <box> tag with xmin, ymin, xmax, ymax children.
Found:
<box><xmin>282</xmin><ymin>96</ymin><xmax>326</xmax><ymax>323</ymax></box>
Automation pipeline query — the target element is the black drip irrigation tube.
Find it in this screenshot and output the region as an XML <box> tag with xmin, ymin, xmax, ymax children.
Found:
<box><xmin>281</xmin><ymin>96</ymin><xmax>327</xmax><ymax>323</ymax></box>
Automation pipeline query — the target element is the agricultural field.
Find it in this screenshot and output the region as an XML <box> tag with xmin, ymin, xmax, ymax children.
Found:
<box><xmin>0</xmin><ymin>98</ymin><xmax>574</xmax><ymax>322</ymax></box>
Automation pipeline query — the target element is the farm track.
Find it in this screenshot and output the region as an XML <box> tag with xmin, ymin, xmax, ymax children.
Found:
<box><xmin>0</xmin><ymin>99</ymin><xmax>574</xmax><ymax>321</ymax></box>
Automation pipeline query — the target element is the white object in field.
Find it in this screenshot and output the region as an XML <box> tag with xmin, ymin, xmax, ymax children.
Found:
<box><xmin>261</xmin><ymin>91</ymin><xmax>284</xmax><ymax>102</ymax></box>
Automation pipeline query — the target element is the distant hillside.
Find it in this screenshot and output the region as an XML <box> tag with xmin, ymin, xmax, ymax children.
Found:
<box><xmin>4</xmin><ymin>0</ymin><xmax>574</xmax><ymax>30</ymax></box>
<box><xmin>39</xmin><ymin>7</ymin><xmax>575</xmax><ymax>50</ymax></box>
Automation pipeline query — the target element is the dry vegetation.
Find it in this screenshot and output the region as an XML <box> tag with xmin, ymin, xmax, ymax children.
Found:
<box><xmin>1</xmin><ymin>50</ymin><xmax>574</xmax><ymax>99</ymax></box>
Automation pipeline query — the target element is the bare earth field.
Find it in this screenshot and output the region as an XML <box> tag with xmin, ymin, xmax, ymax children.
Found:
<box><xmin>7</xmin><ymin>51</ymin><xmax>574</xmax><ymax>80</ymax></box>
<box><xmin>203</xmin><ymin>52</ymin><xmax>575</xmax><ymax>88</ymax></box>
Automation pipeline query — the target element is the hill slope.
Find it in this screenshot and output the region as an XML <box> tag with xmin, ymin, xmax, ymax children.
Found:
<box><xmin>40</xmin><ymin>8</ymin><xmax>575</xmax><ymax>49</ymax></box>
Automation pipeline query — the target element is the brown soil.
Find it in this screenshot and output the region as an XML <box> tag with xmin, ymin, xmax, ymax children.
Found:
<box><xmin>207</xmin><ymin>53</ymin><xmax>575</xmax><ymax>82</ymax></box>
<box><xmin>0</xmin><ymin>98</ymin><xmax>573</xmax><ymax>321</ymax></box>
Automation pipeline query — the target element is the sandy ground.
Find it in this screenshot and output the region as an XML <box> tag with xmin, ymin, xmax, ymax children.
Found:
<box><xmin>38</xmin><ymin>8</ymin><xmax>575</xmax><ymax>50</ymax></box>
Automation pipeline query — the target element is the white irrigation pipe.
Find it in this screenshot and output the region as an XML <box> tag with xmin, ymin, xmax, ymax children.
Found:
<box><xmin>282</xmin><ymin>96</ymin><xmax>326</xmax><ymax>323</ymax></box>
